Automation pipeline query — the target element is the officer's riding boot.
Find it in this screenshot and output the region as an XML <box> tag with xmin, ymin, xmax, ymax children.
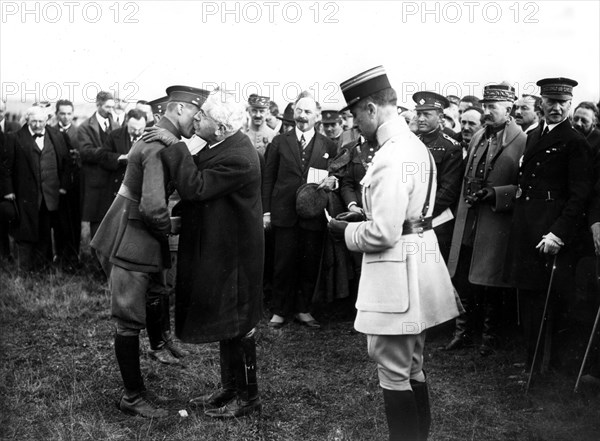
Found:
<box><xmin>382</xmin><ymin>388</ymin><xmax>419</xmax><ymax>441</ymax></box>
<box><xmin>115</xmin><ymin>334</ymin><xmax>168</xmax><ymax>418</ymax></box>
<box><xmin>410</xmin><ymin>380</ymin><xmax>431</xmax><ymax>441</ymax></box>
<box><xmin>205</xmin><ymin>332</ymin><xmax>262</xmax><ymax>419</ymax></box>
<box><xmin>480</xmin><ymin>293</ymin><xmax>501</xmax><ymax>356</ymax></box>
<box><xmin>190</xmin><ymin>340</ymin><xmax>236</xmax><ymax>408</ymax></box>
<box><xmin>146</xmin><ymin>298</ymin><xmax>179</xmax><ymax>365</ymax></box>
<box><xmin>160</xmin><ymin>294</ymin><xmax>189</xmax><ymax>358</ymax></box>
<box><xmin>445</xmin><ymin>311</ymin><xmax>471</xmax><ymax>350</ymax></box>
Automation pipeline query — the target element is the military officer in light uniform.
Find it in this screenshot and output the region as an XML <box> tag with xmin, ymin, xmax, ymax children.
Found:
<box><xmin>328</xmin><ymin>66</ymin><xmax>459</xmax><ymax>441</ymax></box>
<box><xmin>244</xmin><ymin>94</ymin><xmax>276</xmax><ymax>157</ymax></box>
<box><xmin>91</xmin><ymin>86</ymin><xmax>208</xmax><ymax>418</ymax></box>
<box><xmin>506</xmin><ymin>78</ymin><xmax>591</xmax><ymax>371</ymax></box>
<box><xmin>413</xmin><ymin>91</ymin><xmax>464</xmax><ymax>261</ymax></box>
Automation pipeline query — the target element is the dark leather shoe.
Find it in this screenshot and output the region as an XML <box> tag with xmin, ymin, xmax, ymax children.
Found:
<box><xmin>141</xmin><ymin>389</ymin><xmax>175</xmax><ymax>406</ymax></box>
<box><xmin>190</xmin><ymin>389</ymin><xmax>236</xmax><ymax>408</ymax></box>
<box><xmin>119</xmin><ymin>393</ymin><xmax>169</xmax><ymax>418</ymax></box>
<box><xmin>204</xmin><ymin>397</ymin><xmax>262</xmax><ymax>419</ymax></box>
<box><xmin>148</xmin><ymin>348</ymin><xmax>180</xmax><ymax>365</ymax></box>
<box><xmin>444</xmin><ymin>336</ymin><xmax>471</xmax><ymax>351</ymax></box>
<box><xmin>165</xmin><ymin>339</ymin><xmax>190</xmax><ymax>358</ymax></box>
<box><xmin>295</xmin><ymin>313</ymin><xmax>321</xmax><ymax>329</ymax></box>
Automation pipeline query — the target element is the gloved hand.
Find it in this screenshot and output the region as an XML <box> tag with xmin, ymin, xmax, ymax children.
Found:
<box><xmin>317</xmin><ymin>176</ymin><xmax>338</xmax><ymax>192</ymax></box>
<box><xmin>336</xmin><ymin>211</ymin><xmax>365</xmax><ymax>222</ymax></box>
<box><xmin>328</xmin><ymin>219</ymin><xmax>348</xmax><ymax>242</ymax></box>
<box><xmin>142</xmin><ymin>126</ymin><xmax>179</xmax><ymax>146</ymax></box>
<box><xmin>535</xmin><ymin>232</ymin><xmax>563</xmax><ymax>255</ymax></box>
<box><xmin>472</xmin><ymin>187</ymin><xmax>496</xmax><ymax>205</ymax></box>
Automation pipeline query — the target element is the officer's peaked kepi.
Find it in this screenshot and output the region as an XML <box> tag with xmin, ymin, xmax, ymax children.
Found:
<box><xmin>340</xmin><ymin>65</ymin><xmax>392</xmax><ymax>111</ymax></box>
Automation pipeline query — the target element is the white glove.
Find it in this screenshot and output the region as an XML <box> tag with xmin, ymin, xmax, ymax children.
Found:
<box><xmin>535</xmin><ymin>232</ymin><xmax>564</xmax><ymax>255</ymax></box>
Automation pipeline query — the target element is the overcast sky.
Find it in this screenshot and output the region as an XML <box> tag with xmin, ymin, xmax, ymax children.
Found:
<box><xmin>1</xmin><ymin>0</ymin><xmax>599</xmax><ymax>117</ymax></box>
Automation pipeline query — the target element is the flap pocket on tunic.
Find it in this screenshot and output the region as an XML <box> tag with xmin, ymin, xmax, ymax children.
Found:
<box><xmin>114</xmin><ymin>219</ymin><xmax>161</xmax><ymax>268</ymax></box>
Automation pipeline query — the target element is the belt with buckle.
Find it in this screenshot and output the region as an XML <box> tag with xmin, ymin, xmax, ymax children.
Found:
<box><xmin>402</xmin><ymin>217</ymin><xmax>433</xmax><ymax>235</ymax></box>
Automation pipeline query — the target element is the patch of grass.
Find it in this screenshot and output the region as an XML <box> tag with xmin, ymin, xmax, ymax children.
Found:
<box><xmin>1</xmin><ymin>261</ymin><xmax>600</xmax><ymax>440</ymax></box>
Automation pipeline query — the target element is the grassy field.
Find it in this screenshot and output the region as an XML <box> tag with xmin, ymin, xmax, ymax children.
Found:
<box><xmin>1</xmin><ymin>263</ymin><xmax>600</xmax><ymax>441</ymax></box>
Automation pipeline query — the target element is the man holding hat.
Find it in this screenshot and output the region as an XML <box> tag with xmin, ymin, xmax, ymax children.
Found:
<box><xmin>91</xmin><ymin>85</ymin><xmax>208</xmax><ymax>418</ymax></box>
<box><xmin>328</xmin><ymin>66</ymin><xmax>459</xmax><ymax>441</ymax></box>
<box><xmin>412</xmin><ymin>91</ymin><xmax>464</xmax><ymax>261</ymax></box>
<box><xmin>446</xmin><ymin>83</ymin><xmax>526</xmax><ymax>355</ymax></box>
<box><xmin>506</xmin><ymin>77</ymin><xmax>591</xmax><ymax>371</ymax></box>
<box><xmin>244</xmin><ymin>94</ymin><xmax>276</xmax><ymax>156</ymax></box>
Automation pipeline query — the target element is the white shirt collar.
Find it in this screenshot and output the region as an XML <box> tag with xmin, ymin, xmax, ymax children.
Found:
<box><xmin>543</xmin><ymin>118</ymin><xmax>566</xmax><ymax>133</ymax></box>
<box><xmin>58</xmin><ymin>122</ymin><xmax>72</xmax><ymax>131</ymax></box>
<box><xmin>95</xmin><ymin>112</ymin><xmax>109</xmax><ymax>128</ymax></box>
<box><xmin>28</xmin><ymin>126</ymin><xmax>45</xmax><ymax>138</ymax></box>
<box><xmin>295</xmin><ymin>126</ymin><xmax>315</xmax><ymax>145</ymax></box>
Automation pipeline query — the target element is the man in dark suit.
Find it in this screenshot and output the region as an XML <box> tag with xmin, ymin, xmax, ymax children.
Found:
<box><xmin>52</xmin><ymin>99</ymin><xmax>82</xmax><ymax>269</ymax></box>
<box><xmin>262</xmin><ymin>93</ymin><xmax>338</xmax><ymax>329</ymax></box>
<box><xmin>0</xmin><ymin>106</ymin><xmax>74</xmax><ymax>271</ymax></box>
<box><xmin>91</xmin><ymin>86</ymin><xmax>206</xmax><ymax>418</ymax></box>
<box><xmin>78</xmin><ymin>91</ymin><xmax>119</xmax><ymax>239</ymax></box>
<box><xmin>506</xmin><ymin>78</ymin><xmax>591</xmax><ymax>371</ymax></box>
<box><xmin>573</xmin><ymin>101</ymin><xmax>600</xmax><ymax>153</ymax></box>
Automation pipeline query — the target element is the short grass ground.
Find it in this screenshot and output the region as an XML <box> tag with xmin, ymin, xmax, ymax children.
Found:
<box><xmin>1</xmin><ymin>263</ymin><xmax>599</xmax><ymax>441</ymax></box>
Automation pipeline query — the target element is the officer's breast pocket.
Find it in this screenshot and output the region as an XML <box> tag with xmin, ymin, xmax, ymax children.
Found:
<box><xmin>360</xmin><ymin>248</ymin><xmax>410</xmax><ymax>313</ymax></box>
<box><xmin>430</xmin><ymin>147</ymin><xmax>445</xmax><ymax>165</ymax></box>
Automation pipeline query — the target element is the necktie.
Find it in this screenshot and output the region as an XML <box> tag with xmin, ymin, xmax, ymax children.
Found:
<box><xmin>541</xmin><ymin>126</ymin><xmax>549</xmax><ymax>137</ymax></box>
<box><xmin>33</xmin><ymin>133</ymin><xmax>43</xmax><ymax>139</ymax></box>
<box><xmin>104</xmin><ymin>120</ymin><xmax>110</xmax><ymax>132</ymax></box>
<box><xmin>300</xmin><ymin>134</ymin><xmax>307</xmax><ymax>149</ymax></box>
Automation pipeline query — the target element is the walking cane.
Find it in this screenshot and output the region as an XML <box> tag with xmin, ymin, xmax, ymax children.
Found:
<box><xmin>526</xmin><ymin>254</ymin><xmax>558</xmax><ymax>394</ymax></box>
<box><xmin>574</xmin><ymin>257</ymin><xmax>600</xmax><ymax>393</ymax></box>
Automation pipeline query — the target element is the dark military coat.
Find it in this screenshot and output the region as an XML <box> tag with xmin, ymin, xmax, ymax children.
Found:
<box><xmin>506</xmin><ymin>119</ymin><xmax>591</xmax><ymax>290</ymax></box>
<box><xmin>160</xmin><ymin>130</ymin><xmax>264</xmax><ymax>343</ymax></box>
<box><xmin>418</xmin><ymin>127</ymin><xmax>464</xmax><ymax>256</ymax></box>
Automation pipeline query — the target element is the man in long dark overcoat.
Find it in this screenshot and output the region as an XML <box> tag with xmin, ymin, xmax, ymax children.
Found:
<box><xmin>91</xmin><ymin>86</ymin><xmax>207</xmax><ymax>418</ymax></box>
<box><xmin>154</xmin><ymin>88</ymin><xmax>264</xmax><ymax>419</ymax></box>
<box><xmin>506</xmin><ymin>78</ymin><xmax>591</xmax><ymax>370</ymax></box>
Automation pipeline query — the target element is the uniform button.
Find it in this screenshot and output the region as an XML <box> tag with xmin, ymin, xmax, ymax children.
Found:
<box><xmin>531</xmin><ymin>174</ymin><xmax>535</xmax><ymax>178</ymax></box>
<box><xmin>536</xmin><ymin>162</ymin><xmax>540</xmax><ymax>166</ymax></box>
<box><xmin>525</xmin><ymin>197</ymin><xmax>530</xmax><ymax>201</ymax></box>
<box><xmin>519</xmin><ymin>172</ymin><xmax>523</xmax><ymax>176</ymax></box>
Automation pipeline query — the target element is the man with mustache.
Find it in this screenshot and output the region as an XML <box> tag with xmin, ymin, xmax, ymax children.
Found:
<box><xmin>412</xmin><ymin>91</ymin><xmax>464</xmax><ymax>261</ymax></box>
<box><xmin>506</xmin><ymin>78</ymin><xmax>591</xmax><ymax>372</ymax></box>
<box><xmin>262</xmin><ymin>92</ymin><xmax>338</xmax><ymax>329</ymax></box>
<box><xmin>573</xmin><ymin>101</ymin><xmax>600</xmax><ymax>153</ymax></box>
<box><xmin>244</xmin><ymin>94</ymin><xmax>276</xmax><ymax>157</ymax></box>
<box><xmin>446</xmin><ymin>83</ymin><xmax>526</xmax><ymax>355</ymax></box>
<box><xmin>515</xmin><ymin>94</ymin><xmax>542</xmax><ymax>135</ymax></box>
<box><xmin>91</xmin><ymin>86</ymin><xmax>207</xmax><ymax>418</ymax></box>
<box><xmin>459</xmin><ymin>107</ymin><xmax>483</xmax><ymax>157</ymax></box>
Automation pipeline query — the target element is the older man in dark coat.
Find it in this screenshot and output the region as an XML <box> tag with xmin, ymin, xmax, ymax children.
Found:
<box><xmin>91</xmin><ymin>86</ymin><xmax>206</xmax><ymax>418</ymax></box>
<box><xmin>153</xmin><ymin>88</ymin><xmax>264</xmax><ymax>419</ymax></box>
<box><xmin>506</xmin><ymin>78</ymin><xmax>591</xmax><ymax>371</ymax></box>
<box><xmin>1</xmin><ymin>106</ymin><xmax>74</xmax><ymax>271</ymax></box>
<box><xmin>446</xmin><ymin>84</ymin><xmax>526</xmax><ymax>355</ymax></box>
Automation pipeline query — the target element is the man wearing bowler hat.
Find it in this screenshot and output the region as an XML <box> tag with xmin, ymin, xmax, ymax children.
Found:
<box><xmin>328</xmin><ymin>66</ymin><xmax>459</xmax><ymax>441</ymax></box>
<box><xmin>506</xmin><ymin>77</ymin><xmax>591</xmax><ymax>372</ymax></box>
<box><xmin>412</xmin><ymin>91</ymin><xmax>464</xmax><ymax>262</ymax></box>
<box><xmin>91</xmin><ymin>85</ymin><xmax>208</xmax><ymax>418</ymax></box>
<box><xmin>446</xmin><ymin>83</ymin><xmax>526</xmax><ymax>355</ymax></box>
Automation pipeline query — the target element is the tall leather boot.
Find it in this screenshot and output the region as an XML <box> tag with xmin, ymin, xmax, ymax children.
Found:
<box><xmin>445</xmin><ymin>292</ymin><xmax>472</xmax><ymax>351</ymax></box>
<box><xmin>146</xmin><ymin>298</ymin><xmax>179</xmax><ymax>365</ymax></box>
<box><xmin>480</xmin><ymin>290</ymin><xmax>502</xmax><ymax>356</ymax></box>
<box><xmin>410</xmin><ymin>380</ymin><xmax>431</xmax><ymax>441</ymax></box>
<box><xmin>205</xmin><ymin>332</ymin><xmax>262</xmax><ymax>419</ymax></box>
<box><xmin>115</xmin><ymin>334</ymin><xmax>168</xmax><ymax>418</ymax></box>
<box><xmin>190</xmin><ymin>340</ymin><xmax>236</xmax><ymax>408</ymax></box>
<box><xmin>160</xmin><ymin>294</ymin><xmax>189</xmax><ymax>358</ymax></box>
<box><xmin>382</xmin><ymin>388</ymin><xmax>419</xmax><ymax>441</ymax></box>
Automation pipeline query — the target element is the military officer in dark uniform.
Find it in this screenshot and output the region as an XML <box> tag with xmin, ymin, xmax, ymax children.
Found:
<box><xmin>506</xmin><ymin>78</ymin><xmax>591</xmax><ymax>371</ymax></box>
<box><xmin>413</xmin><ymin>91</ymin><xmax>464</xmax><ymax>261</ymax></box>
